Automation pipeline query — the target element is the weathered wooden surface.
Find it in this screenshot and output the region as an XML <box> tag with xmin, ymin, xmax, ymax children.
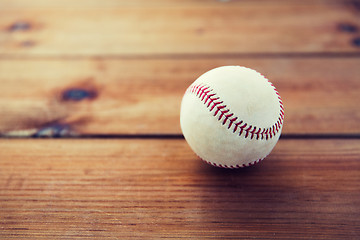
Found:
<box><xmin>0</xmin><ymin>0</ymin><xmax>354</xmax><ymax>8</ymax></box>
<box><xmin>1</xmin><ymin>57</ymin><xmax>359</xmax><ymax>136</ymax></box>
<box><xmin>0</xmin><ymin>139</ymin><xmax>359</xmax><ymax>239</ymax></box>
<box><xmin>0</xmin><ymin>1</ymin><xmax>360</xmax><ymax>56</ymax></box>
<box><xmin>0</xmin><ymin>0</ymin><xmax>359</xmax><ymax>239</ymax></box>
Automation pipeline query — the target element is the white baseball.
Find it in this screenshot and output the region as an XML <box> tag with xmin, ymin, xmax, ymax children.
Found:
<box><xmin>180</xmin><ymin>66</ymin><xmax>284</xmax><ymax>168</ymax></box>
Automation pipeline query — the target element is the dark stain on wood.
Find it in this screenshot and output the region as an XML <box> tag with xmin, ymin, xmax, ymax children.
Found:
<box><xmin>8</xmin><ymin>21</ymin><xmax>31</xmax><ymax>32</ymax></box>
<box><xmin>352</xmin><ymin>37</ymin><xmax>360</xmax><ymax>47</ymax></box>
<box><xmin>62</xmin><ymin>88</ymin><xmax>97</xmax><ymax>101</ymax></box>
<box><xmin>32</xmin><ymin>122</ymin><xmax>73</xmax><ymax>138</ymax></box>
<box><xmin>59</xmin><ymin>79</ymin><xmax>100</xmax><ymax>102</ymax></box>
<box><xmin>338</xmin><ymin>23</ymin><xmax>358</xmax><ymax>33</ymax></box>
<box><xmin>0</xmin><ymin>98</ymin><xmax>70</xmax><ymax>135</ymax></box>
<box><xmin>349</xmin><ymin>0</ymin><xmax>360</xmax><ymax>12</ymax></box>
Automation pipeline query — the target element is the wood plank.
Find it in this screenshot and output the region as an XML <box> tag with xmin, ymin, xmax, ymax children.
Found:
<box><xmin>0</xmin><ymin>0</ymin><xmax>351</xmax><ymax>8</ymax></box>
<box><xmin>0</xmin><ymin>139</ymin><xmax>359</xmax><ymax>239</ymax></box>
<box><xmin>0</xmin><ymin>2</ymin><xmax>359</xmax><ymax>56</ymax></box>
<box><xmin>0</xmin><ymin>57</ymin><xmax>359</xmax><ymax>136</ymax></box>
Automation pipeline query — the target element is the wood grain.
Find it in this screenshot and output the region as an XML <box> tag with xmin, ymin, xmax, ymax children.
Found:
<box><xmin>0</xmin><ymin>1</ymin><xmax>358</xmax><ymax>240</ymax></box>
<box><xmin>0</xmin><ymin>57</ymin><xmax>359</xmax><ymax>136</ymax></box>
<box><xmin>0</xmin><ymin>0</ymin><xmax>353</xmax><ymax>8</ymax></box>
<box><xmin>0</xmin><ymin>2</ymin><xmax>359</xmax><ymax>56</ymax></box>
<box><xmin>0</xmin><ymin>139</ymin><xmax>359</xmax><ymax>239</ymax></box>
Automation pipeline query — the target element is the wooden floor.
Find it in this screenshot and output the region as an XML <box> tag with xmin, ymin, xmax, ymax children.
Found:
<box><xmin>0</xmin><ymin>0</ymin><xmax>359</xmax><ymax>239</ymax></box>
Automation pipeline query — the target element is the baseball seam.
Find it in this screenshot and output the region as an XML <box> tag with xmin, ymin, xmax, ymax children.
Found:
<box><xmin>185</xmin><ymin>80</ymin><xmax>284</xmax><ymax>169</ymax></box>
<box><xmin>186</xmin><ymin>83</ymin><xmax>284</xmax><ymax>141</ymax></box>
<box><xmin>201</xmin><ymin>156</ymin><xmax>265</xmax><ymax>169</ymax></box>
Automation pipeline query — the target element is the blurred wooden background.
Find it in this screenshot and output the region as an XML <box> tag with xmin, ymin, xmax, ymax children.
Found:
<box><xmin>0</xmin><ymin>0</ymin><xmax>359</xmax><ymax>239</ymax></box>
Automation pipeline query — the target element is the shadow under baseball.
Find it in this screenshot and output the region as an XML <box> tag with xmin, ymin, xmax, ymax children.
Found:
<box><xmin>194</xmin><ymin>157</ymin><xmax>311</xmax><ymax>237</ymax></box>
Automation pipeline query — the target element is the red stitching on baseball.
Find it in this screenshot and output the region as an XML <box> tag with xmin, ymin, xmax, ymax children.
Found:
<box><xmin>200</xmin><ymin>156</ymin><xmax>265</xmax><ymax>169</ymax></box>
<box><xmin>186</xmin><ymin>82</ymin><xmax>284</xmax><ymax>140</ymax></box>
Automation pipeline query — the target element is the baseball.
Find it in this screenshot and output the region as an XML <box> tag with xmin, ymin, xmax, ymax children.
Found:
<box><xmin>180</xmin><ymin>66</ymin><xmax>284</xmax><ymax>168</ymax></box>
